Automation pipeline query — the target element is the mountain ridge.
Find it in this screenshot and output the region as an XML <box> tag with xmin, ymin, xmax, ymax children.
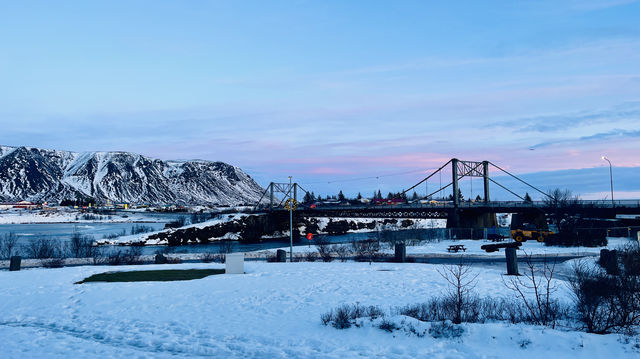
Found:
<box><xmin>0</xmin><ymin>145</ymin><xmax>264</xmax><ymax>205</ymax></box>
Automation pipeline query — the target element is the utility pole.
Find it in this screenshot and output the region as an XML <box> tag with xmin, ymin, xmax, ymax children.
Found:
<box><xmin>289</xmin><ymin>176</ymin><xmax>293</xmax><ymax>262</ymax></box>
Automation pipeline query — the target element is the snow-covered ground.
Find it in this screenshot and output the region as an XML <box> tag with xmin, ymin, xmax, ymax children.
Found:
<box><xmin>262</xmin><ymin>237</ymin><xmax>638</xmax><ymax>258</ymax></box>
<box><xmin>0</xmin><ymin>209</ymin><xmax>165</xmax><ymax>224</ymax></box>
<box><xmin>1</xmin><ymin>261</ymin><xmax>638</xmax><ymax>358</ymax></box>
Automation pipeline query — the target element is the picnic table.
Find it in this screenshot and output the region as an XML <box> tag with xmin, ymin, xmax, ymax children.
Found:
<box><xmin>447</xmin><ymin>244</ymin><xmax>466</xmax><ymax>253</ymax></box>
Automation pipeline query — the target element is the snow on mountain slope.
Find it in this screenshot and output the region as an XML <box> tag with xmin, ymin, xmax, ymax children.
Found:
<box><xmin>0</xmin><ymin>145</ymin><xmax>265</xmax><ymax>205</ymax></box>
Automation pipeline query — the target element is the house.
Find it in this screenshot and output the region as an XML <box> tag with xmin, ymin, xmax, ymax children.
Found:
<box><xmin>0</xmin><ymin>201</ymin><xmax>39</xmax><ymax>210</ymax></box>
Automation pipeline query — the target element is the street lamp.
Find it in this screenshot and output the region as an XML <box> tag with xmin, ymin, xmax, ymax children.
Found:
<box><xmin>601</xmin><ymin>156</ymin><xmax>614</xmax><ymax>208</ymax></box>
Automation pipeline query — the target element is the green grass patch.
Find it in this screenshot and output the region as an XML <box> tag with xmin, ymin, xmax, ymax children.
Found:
<box><xmin>76</xmin><ymin>269</ymin><xmax>225</xmax><ymax>284</ymax></box>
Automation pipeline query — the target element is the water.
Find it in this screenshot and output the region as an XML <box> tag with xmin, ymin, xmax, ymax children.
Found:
<box><xmin>0</xmin><ymin>213</ymin><xmax>509</xmax><ymax>257</ymax></box>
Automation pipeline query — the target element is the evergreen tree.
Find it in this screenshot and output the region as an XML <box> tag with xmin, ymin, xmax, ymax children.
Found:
<box><xmin>411</xmin><ymin>191</ymin><xmax>419</xmax><ymax>201</ymax></box>
<box><xmin>387</xmin><ymin>192</ymin><xmax>393</xmax><ymax>200</ymax></box>
<box><xmin>357</xmin><ymin>192</ymin><xmax>362</xmax><ymax>200</ymax></box>
<box><xmin>475</xmin><ymin>194</ymin><xmax>482</xmax><ymax>202</ymax></box>
<box><xmin>523</xmin><ymin>192</ymin><xmax>533</xmax><ymax>204</ymax></box>
<box><xmin>338</xmin><ymin>190</ymin><xmax>345</xmax><ymax>201</ymax></box>
<box><xmin>377</xmin><ymin>190</ymin><xmax>382</xmax><ymax>199</ymax></box>
<box><xmin>303</xmin><ymin>191</ymin><xmax>312</xmax><ymax>203</ymax></box>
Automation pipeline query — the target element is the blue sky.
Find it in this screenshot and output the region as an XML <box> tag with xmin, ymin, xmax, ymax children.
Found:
<box><xmin>0</xmin><ymin>1</ymin><xmax>639</xmax><ymax>200</ymax></box>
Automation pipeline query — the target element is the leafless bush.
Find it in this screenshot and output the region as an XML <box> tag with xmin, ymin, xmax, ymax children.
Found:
<box><xmin>437</xmin><ymin>256</ymin><xmax>479</xmax><ymax>324</ymax></box>
<box><xmin>42</xmin><ymin>258</ymin><xmax>65</xmax><ymax>268</ymax></box>
<box><xmin>201</xmin><ymin>252</ymin><xmax>222</xmax><ymax>263</ymax></box>
<box><xmin>428</xmin><ymin>320</ymin><xmax>464</xmax><ymax>339</ymax></box>
<box><xmin>130</xmin><ymin>224</ymin><xmax>154</xmax><ymax>235</ymax></box>
<box><xmin>106</xmin><ymin>246</ymin><xmax>144</xmax><ymax>265</ymax></box>
<box><xmin>305</xmin><ymin>251</ymin><xmax>317</xmax><ymax>262</ymax></box>
<box><xmin>218</xmin><ymin>239</ymin><xmax>234</xmax><ymax>254</ymax></box>
<box><xmin>569</xmin><ymin>259</ymin><xmax>640</xmax><ymax>334</ymax></box>
<box><xmin>378</xmin><ymin>318</ymin><xmax>398</xmax><ymax>332</ymax></box>
<box><xmin>23</xmin><ymin>237</ymin><xmax>63</xmax><ymax>259</ymax></box>
<box><xmin>166</xmin><ymin>256</ymin><xmax>183</xmax><ymax>264</ymax></box>
<box><xmin>332</xmin><ymin>244</ymin><xmax>350</xmax><ymax>262</ymax></box>
<box><xmin>0</xmin><ymin>232</ymin><xmax>18</xmax><ymax>259</ymax></box>
<box><xmin>619</xmin><ymin>243</ymin><xmax>640</xmax><ymax>276</ymax></box>
<box><xmin>91</xmin><ymin>246</ymin><xmax>106</xmax><ymax>265</ymax></box>
<box><xmin>351</xmin><ymin>239</ymin><xmax>381</xmax><ymax>263</ymax></box>
<box><xmin>67</xmin><ymin>232</ymin><xmax>96</xmax><ymax>258</ymax></box>
<box><xmin>315</xmin><ymin>236</ymin><xmax>334</xmax><ymax>262</ymax></box>
<box><xmin>502</xmin><ymin>253</ymin><xmax>563</xmax><ymax>328</ymax></box>
<box><xmin>320</xmin><ymin>303</ymin><xmax>386</xmax><ymax>329</ymax></box>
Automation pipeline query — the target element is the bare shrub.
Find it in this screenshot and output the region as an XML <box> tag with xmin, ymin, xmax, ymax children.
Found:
<box><xmin>91</xmin><ymin>246</ymin><xmax>106</xmax><ymax>265</ymax></box>
<box><xmin>201</xmin><ymin>252</ymin><xmax>222</xmax><ymax>263</ymax></box>
<box><xmin>437</xmin><ymin>256</ymin><xmax>479</xmax><ymax>324</ymax></box>
<box><xmin>107</xmin><ymin>246</ymin><xmax>144</xmax><ymax>265</ymax></box>
<box><xmin>305</xmin><ymin>251</ymin><xmax>317</xmax><ymax>262</ymax></box>
<box><xmin>569</xmin><ymin>259</ymin><xmax>640</xmax><ymax>334</ymax></box>
<box><xmin>315</xmin><ymin>236</ymin><xmax>334</xmax><ymax>262</ymax></box>
<box><xmin>42</xmin><ymin>258</ymin><xmax>65</xmax><ymax>268</ymax></box>
<box><xmin>218</xmin><ymin>239</ymin><xmax>234</xmax><ymax>254</ymax></box>
<box><xmin>428</xmin><ymin>320</ymin><xmax>464</xmax><ymax>339</ymax></box>
<box><xmin>332</xmin><ymin>244</ymin><xmax>350</xmax><ymax>262</ymax></box>
<box><xmin>351</xmin><ymin>239</ymin><xmax>381</xmax><ymax>263</ymax></box>
<box><xmin>166</xmin><ymin>256</ymin><xmax>183</xmax><ymax>264</ymax></box>
<box><xmin>332</xmin><ymin>305</ymin><xmax>352</xmax><ymax>329</ymax></box>
<box><xmin>502</xmin><ymin>253</ymin><xmax>562</xmax><ymax>328</ymax></box>
<box><xmin>130</xmin><ymin>224</ymin><xmax>154</xmax><ymax>235</ymax></box>
<box><xmin>378</xmin><ymin>319</ymin><xmax>398</xmax><ymax>332</ymax></box>
<box><xmin>24</xmin><ymin>237</ymin><xmax>63</xmax><ymax>259</ymax></box>
<box><xmin>320</xmin><ymin>303</ymin><xmax>386</xmax><ymax>329</ymax></box>
<box><xmin>102</xmin><ymin>229</ymin><xmax>127</xmax><ymax>239</ymax></box>
<box><xmin>0</xmin><ymin>232</ymin><xmax>18</xmax><ymax>259</ymax></box>
<box><xmin>67</xmin><ymin>232</ymin><xmax>96</xmax><ymax>258</ymax></box>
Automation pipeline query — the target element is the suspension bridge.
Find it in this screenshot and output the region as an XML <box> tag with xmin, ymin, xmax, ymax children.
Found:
<box><xmin>253</xmin><ymin>158</ymin><xmax>640</xmax><ymax>229</ymax></box>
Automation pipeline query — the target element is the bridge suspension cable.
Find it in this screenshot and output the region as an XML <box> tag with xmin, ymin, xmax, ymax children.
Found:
<box><xmin>401</xmin><ymin>159</ymin><xmax>453</xmax><ymax>195</ymax></box>
<box><xmin>488</xmin><ymin>178</ymin><xmax>525</xmax><ymax>200</ymax></box>
<box><xmin>488</xmin><ymin>162</ymin><xmax>552</xmax><ymax>199</ymax></box>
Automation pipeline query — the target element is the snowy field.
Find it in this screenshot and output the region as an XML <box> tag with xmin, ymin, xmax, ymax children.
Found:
<box><xmin>0</xmin><ymin>209</ymin><xmax>166</xmax><ymax>224</ymax></box>
<box><xmin>1</xmin><ymin>261</ymin><xmax>638</xmax><ymax>358</ymax></box>
<box><xmin>265</xmin><ymin>237</ymin><xmax>637</xmax><ymax>258</ymax></box>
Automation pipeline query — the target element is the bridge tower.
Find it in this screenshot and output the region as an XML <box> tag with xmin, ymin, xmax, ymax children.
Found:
<box><xmin>449</xmin><ymin>158</ymin><xmax>495</xmax><ymax>228</ymax></box>
<box><xmin>451</xmin><ymin>158</ymin><xmax>491</xmax><ymax>207</ymax></box>
<box><xmin>265</xmin><ymin>182</ymin><xmax>298</xmax><ymax>211</ymax></box>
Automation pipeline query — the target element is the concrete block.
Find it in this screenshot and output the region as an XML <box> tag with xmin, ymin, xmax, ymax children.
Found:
<box><xmin>226</xmin><ymin>253</ymin><xmax>244</xmax><ymax>274</ymax></box>
<box><xmin>394</xmin><ymin>243</ymin><xmax>406</xmax><ymax>263</ymax></box>
<box><xmin>505</xmin><ymin>248</ymin><xmax>519</xmax><ymax>276</ymax></box>
<box><xmin>9</xmin><ymin>256</ymin><xmax>21</xmax><ymax>271</ymax></box>
<box><xmin>276</xmin><ymin>249</ymin><xmax>287</xmax><ymax>262</ymax></box>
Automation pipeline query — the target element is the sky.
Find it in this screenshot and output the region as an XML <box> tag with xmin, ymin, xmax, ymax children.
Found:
<box><xmin>0</xmin><ymin>0</ymin><xmax>639</xmax><ymax>200</ymax></box>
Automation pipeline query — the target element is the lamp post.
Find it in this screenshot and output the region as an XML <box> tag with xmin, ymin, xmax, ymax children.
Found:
<box><xmin>601</xmin><ymin>156</ymin><xmax>614</xmax><ymax>208</ymax></box>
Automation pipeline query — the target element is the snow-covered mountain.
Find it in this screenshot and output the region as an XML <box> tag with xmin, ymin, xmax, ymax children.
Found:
<box><xmin>0</xmin><ymin>145</ymin><xmax>265</xmax><ymax>205</ymax></box>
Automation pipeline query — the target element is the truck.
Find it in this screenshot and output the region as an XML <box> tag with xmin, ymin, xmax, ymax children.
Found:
<box><xmin>511</xmin><ymin>223</ymin><xmax>554</xmax><ymax>243</ymax></box>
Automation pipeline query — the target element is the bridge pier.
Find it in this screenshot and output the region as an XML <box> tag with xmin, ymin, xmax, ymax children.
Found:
<box><xmin>447</xmin><ymin>209</ymin><xmax>497</xmax><ymax>229</ymax></box>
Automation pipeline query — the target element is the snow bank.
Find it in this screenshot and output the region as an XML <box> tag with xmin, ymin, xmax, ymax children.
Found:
<box><xmin>0</xmin><ymin>209</ymin><xmax>164</xmax><ymax>224</ymax></box>
<box><xmin>0</xmin><ymin>262</ymin><xmax>637</xmax><ymax>358</ymax></box>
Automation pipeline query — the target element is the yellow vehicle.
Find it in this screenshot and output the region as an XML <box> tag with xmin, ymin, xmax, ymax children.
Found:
<box><xmin>511</xmin><ymin>224</ymin><xmax>554</xmax><ymax>243</ymax></box>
